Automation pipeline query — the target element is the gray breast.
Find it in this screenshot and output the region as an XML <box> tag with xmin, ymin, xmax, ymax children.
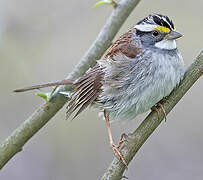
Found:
<box><xmin>97</xmin><ymin>49</ymin><xmax>184</xmax><ymax>122</ymax></box>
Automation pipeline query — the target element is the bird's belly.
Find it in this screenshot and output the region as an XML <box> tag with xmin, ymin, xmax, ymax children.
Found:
<box><xmin>110</xmin><ymin>81</ymin><xmax>174</xmax><ymax>122</ymax></box>
<box><xmin>106</xmin><ymin>65</ymin><xmax>182</xmax><ymax>122</ymax></box>
<box><xmin>108</xmin><ymin>77</ymin><xmax>176</xmax><ymax>122</ymax></box>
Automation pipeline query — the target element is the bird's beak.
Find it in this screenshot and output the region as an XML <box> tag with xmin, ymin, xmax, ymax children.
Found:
<box><xmin>165</xmin><ymin>30</ymin><xmax>183</xmax><ymax>40</ymax></box>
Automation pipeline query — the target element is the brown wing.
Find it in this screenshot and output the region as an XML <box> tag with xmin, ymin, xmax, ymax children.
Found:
<box><xmin>105</xmin><ymin>28</ymin><xmax>141</xmax><ymax>59</ymax></box>
<box><xmin>66</xmin><ymin>65</ymin><xmax>104</xmax><ymax>119</ymax></box>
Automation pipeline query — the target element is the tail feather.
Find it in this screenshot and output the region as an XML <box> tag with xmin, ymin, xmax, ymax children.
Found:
<box><xmin>14</xmin><ymin>79</ymin><xmax>74</xmax><ymax>92</ymax></box>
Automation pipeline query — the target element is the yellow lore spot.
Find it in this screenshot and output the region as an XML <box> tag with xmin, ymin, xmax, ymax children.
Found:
<box><xmin>156</xmin><ymin>26</ymin><xmax>171</xmax><ymax>33</ymax></box>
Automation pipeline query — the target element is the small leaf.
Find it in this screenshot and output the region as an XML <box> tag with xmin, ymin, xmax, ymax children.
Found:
<box><xmin>93</xmin><ymin>0</ymin><xmax>114</xmax><ymax>8</ymax></box>
<box><xmin>36</xmin><ymin>92</ymin><xmax>48</xmax><ymax>101</ymax></box>
<box><xmin>48</xmin><ymin>86</ymin><xmax>57</xmax><ymax>99</ymax></box>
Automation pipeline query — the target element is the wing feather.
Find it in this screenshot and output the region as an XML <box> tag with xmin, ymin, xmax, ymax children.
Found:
<box><xmin>66</xmin><ymin>65</ymin><xmax>104</xmax><ymax>119</ymax></box>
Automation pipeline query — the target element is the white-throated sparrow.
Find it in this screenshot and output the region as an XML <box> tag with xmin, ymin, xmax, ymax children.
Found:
<box><xmin>15</xmin><ymin>14</ymin><xmax>185</xmax><ymax>166</ymax></box>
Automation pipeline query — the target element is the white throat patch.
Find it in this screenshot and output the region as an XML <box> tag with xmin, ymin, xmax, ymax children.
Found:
<box><xmin>155</xmin><ymin>40</ymin><xmax>177</xmax><ymax>50</ymax></box>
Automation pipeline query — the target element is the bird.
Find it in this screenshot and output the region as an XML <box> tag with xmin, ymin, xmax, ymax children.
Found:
<box><xmin>14</xmin><ymin>14</ymin><xmax>185</xmax><ymax>166</ymax></box>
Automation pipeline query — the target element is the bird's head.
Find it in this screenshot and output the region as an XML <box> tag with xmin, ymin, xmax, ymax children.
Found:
<box><xmin>135</xmin><ymin>14</ymin><xmax>182</xmax><ymax>50</ymax></box>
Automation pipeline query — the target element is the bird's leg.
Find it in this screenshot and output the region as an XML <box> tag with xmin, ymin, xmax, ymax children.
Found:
<box><xmin>104</xmin><ymin>110</ymin><xmax>127</xmax><ymax>166</ymax></box>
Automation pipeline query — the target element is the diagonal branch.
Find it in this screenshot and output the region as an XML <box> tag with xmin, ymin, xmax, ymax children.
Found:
<box><xmin>0</xmin><ymin>0</ymin><xmax>141</xmax><ymax>170</ymax></box>
<box><xmin>101</xmin><ymin>50</ymin><xmax>203</xmax><ymax>180</ymax></box>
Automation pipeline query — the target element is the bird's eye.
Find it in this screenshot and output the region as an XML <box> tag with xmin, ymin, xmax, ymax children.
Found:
<box><xmin>152</xmin><ymin>30</ymin><xmax>159</xmax><ymax>37</ymax></box>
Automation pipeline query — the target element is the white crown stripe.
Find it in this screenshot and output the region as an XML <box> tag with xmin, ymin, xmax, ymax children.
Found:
<box><xmin>135</xmin><ymin>24</ymin><xmax>158</xmax><ymax>32</ymax></box>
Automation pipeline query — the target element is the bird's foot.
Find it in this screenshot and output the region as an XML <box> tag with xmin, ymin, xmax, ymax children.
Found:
<box><xmin>157</xmin><ymin>102</ymin><xmax>167</xmax><ymax>122</ymax></box>
<box><xmin>151</xmin><ymin>105</ymin><xmax>160</xmax><ymax>120</ymax></box>
<box><xmin>151</xmin><ymin>103</ymin><xmax>167</xmax><ymax>122</ymax></box>
<box><xmin>117</xmin><ymin>133</ymin><xmax>128</xmax><ymax>149</ymax></box>
<box><xmin>110</xmin><ymin>143</ymin><xmax>127</xmax><ymax>167</ymax></box>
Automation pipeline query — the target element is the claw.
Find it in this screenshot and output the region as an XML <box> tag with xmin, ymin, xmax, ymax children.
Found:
<box><xmin>151</xmin><ymin>105</ymin><xmax>160</xmax><ymax>120</ymax></box>
<box><xmin>110</xmin><ymin>143</ymin><xmax>127</xmax><ymax>167</ymax></box>
<box><xmin>157</xmin><ymin>103</ymin><xmax>167</xmax><ymax>122</ymax></box>
<box><xmin>117</xmin><ymin>133</ymin><xmax>128</xmax><ymax>149</ymax></box>
<box><xmin>151</xmin><ymin>103</ymin><xmax>167</xmax><ymax>122</ymax></box>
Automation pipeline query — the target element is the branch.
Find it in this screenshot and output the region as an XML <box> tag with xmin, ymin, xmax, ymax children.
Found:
<box><xmin>101</xmin><ymin>50</ymin><xmax>203</xmax><ymax>180</ymax></box>
<box><xmin>0</xmin><ymin>0</ymin><xmax>141</xmax><ymax>170</ymax></box>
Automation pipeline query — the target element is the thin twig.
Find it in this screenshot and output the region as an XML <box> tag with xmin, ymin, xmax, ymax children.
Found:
<box><xmin>0</xmin><ymin>0</ymin><xmax>141</xmax><ymax>170</ymax></box>
<box><xmin>101</xmin><ymin>50</ymin><xmax>203</xmax><ymax>180</ymax></box>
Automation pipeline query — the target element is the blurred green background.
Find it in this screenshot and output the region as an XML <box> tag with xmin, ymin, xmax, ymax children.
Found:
<box><xmin>0</xmin><ymin>0</ymin><xmax>203</xmax><ymax>179</ymax></box>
